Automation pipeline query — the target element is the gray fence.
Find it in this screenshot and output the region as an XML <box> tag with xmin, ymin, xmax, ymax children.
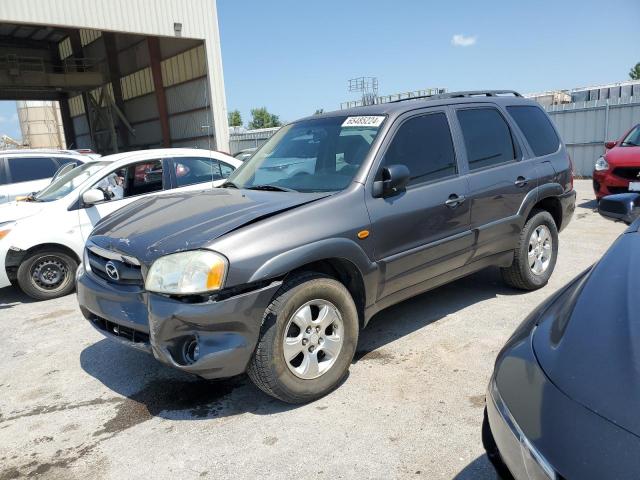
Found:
<box><xmin>229</xmin><ymin>127</ymin><xmax>280</xmax><ymax>155</ymax></box>
<box><xmin>546</xmin><ymin>96</ymin><xmax>640</xmax><ymax>177</ymax></box>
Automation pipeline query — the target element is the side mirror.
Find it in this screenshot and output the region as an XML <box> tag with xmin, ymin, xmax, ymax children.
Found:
<box><xmin>82</xmin><ymin>189</ymin><xmax>105</xmax><ymax>206</ymax></box>
<box><xmin>604</xmin><ymin>141</ymin><xmax>617</xmax><ymax>150</ymax></box>
<box><xmin>372</xmin><ymin>164</ymin><xmax>410</xmax><ymax>198</ymax></box>
<box><xmin>598</xmin><ymin>193</ymin><xmax>640</xmax><ymax>225</ymax></box>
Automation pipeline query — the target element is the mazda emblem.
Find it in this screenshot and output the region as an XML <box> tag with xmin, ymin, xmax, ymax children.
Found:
<box><xmin>105</xmin><ymin>261</ymin><xmax>120</xmax><ymax>281</ymax></box>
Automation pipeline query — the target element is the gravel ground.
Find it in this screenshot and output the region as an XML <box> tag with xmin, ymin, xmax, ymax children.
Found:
<box><xmin>0</xmin><ymin>180</ymin><xmax>625</xmax><ymax>480</ymax></box>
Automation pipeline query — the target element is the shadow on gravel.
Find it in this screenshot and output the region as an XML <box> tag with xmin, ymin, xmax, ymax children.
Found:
<box><xmin>578</xmin><ymin>199</ymin><xmax>598</xmax><ymax>210</ymax></box>
<box><xmin>452</xmin><ymin>455</ymin><xmax>500</xmax><ymax>480</ymax></box>
<box><xmin>80</xmin><ymin>339</ymin><xmax>298</xmax><ymax>429</ymax></box>
<box><xmin>0</xmin><ymin>285</ymin><xmax>36</xmax><ymax>309</ymax></box>
<box><xmin>356</xmin><ymin>267</ymin><xmax>519</xmax><ymax>359</ymax></box>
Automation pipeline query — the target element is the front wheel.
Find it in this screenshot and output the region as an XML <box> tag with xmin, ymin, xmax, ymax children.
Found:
<box><xmin>247</xmin><ymin>272</ymin><xmax>359</xmax><ymax>404</ymax></box>
<box><xmin>501</xmin><ymin>209</ymin><xmax>558</xmax><ymax>291</ymax></box>
<box><xmin>17</xmin><ymin>250</ymin><xmax>78</xmax><ymax>300</ymax></box>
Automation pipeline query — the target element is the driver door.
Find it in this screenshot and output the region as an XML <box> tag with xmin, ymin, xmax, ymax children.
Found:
<box><xmin>78</xmin><ymin>159</ymin><xmax>167</xmax><ymax>241</ymax></box>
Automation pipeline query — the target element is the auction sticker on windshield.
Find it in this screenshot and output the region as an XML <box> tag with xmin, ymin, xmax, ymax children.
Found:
<box><xmin>341</xmin><ymin>116</ymin><xmax>385</xmax><ymax>128</ymax></box>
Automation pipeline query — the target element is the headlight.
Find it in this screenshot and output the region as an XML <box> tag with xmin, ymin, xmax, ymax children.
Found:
<box><xmin>0</xmin><ymin>221</ymin><xmax>15</xmax><ymax>240</ymax></box>
<box><xmin>594</xmin><ymin>156</ymin><xmax>609</xmax><ymax>171</ymax></box>
<box><xmin>145</xmin><ymin>250</ymin><xmax>227</xmax><ymax>295</ymax></box>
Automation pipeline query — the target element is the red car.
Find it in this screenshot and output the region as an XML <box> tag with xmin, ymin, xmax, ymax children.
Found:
<box><xmin>593</xmin><ymin>123</ymin><xmax>640</xmax><ymax>200</ymax></box>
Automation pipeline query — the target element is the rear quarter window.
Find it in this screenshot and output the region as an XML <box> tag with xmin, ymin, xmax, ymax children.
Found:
<box><xmin>7</xmin><ymin>157</ymin><xmax>58</xmax><ymax>183</ymax></box>
<box><xmin>507</xmin><ymin>106</ymin><xmax>560</xmax><ymax>157</ymax></box>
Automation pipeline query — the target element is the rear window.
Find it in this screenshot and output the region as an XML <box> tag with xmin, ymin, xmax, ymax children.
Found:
<box><xmin>507</xmin><ymin>106</ymin><xmax>560</xmax><ymax>157</ymax></box>
<box><xmin>7</xmin><ymin>157</ymin><xmax>58</xmax><ymax>183</ymax></box>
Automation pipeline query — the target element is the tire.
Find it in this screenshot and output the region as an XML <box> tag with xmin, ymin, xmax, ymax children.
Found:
<box><xmin>17</xmin><ymin>249</ymin><xmax>78</xmax><ymax>300</ymax></box>
<box><xmin>501</xmin><ymin>209</ymin><xmax>558</xmax><ymax>291</ymax></box>
<box><xmin>247</xmin><ymin>272</ymin><xmax>359</xmax><ymax>404</ymax></box>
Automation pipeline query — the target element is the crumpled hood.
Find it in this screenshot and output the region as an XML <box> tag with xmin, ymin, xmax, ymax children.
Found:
<box><xmin>0</xmin><ymin>200</ymin><xmax>46</xmax><ymax>223</ymax></box>
<box><xmin>90</xmin><ymin>188</ymin><xmax>330</xmax><ymax>265</ymax></box>
<box><xmin>533</xmin><ymin>231</ymin><xmax>640</xmax><ymax>437</ymax></box>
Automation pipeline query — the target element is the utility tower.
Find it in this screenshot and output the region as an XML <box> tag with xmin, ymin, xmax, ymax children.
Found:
<box><xmin>348</xmin><ymin>77</ymin><xmax>379</xmax><ymax>106</ymax></box>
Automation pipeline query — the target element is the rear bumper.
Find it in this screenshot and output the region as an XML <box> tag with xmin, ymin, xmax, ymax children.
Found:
<box><xmin>77</xmin><ymin>264</ymin><xmax>281</xmax><ymax>379</ymax></box>
<box><xmin>558</xmin><ymin>189</ymin><xmax>576</xmax><ymax>232</ymax></box>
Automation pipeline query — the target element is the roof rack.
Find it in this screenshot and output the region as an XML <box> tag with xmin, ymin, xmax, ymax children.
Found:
<box><xmin>390</xmin><ymin>90</ymin><xmax>522</xmax><ymax>103</ymax></box>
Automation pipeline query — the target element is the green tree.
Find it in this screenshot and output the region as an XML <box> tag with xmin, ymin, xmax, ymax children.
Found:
<box><xmin>249</xmin><ymin>107</ymin><xmax>282</xmax><ymax>129</ymax></box>
<box><xmin>630</xmin><ymin>62</ymin><xmax>640</xmax><ymax>80</ymax></box>
<box><xmin>228</xmin><ymin>109</ymin><xmax>242</xmax><ymax>127</ymax></box>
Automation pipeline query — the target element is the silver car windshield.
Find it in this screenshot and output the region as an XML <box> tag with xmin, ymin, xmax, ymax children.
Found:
<box><xmin>226</xmin><ymin>115</ymin><xmax>384</xmax><ymax>192</ymax></box>
<box><xmin>34</xmin><ymin>161</ymin><xmax>110</xmax><ymax>202</ymax></box>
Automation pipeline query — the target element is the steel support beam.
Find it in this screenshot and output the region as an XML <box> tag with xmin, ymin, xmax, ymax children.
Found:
<box><xmin>147</xmin><ymin>37</ymin><xmax>170</xmax><ymax>148</ymax></box>
<box><xmin>103</xmin><ymin>31</ymin><xmax>128</xmax><ymax>150</ymax></box>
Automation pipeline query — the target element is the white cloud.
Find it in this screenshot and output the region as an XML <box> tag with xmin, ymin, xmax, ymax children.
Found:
<box><xmin>451</xmin><ymin>34</ymin><xmax>477</xmax><ymax>47</ymax></box>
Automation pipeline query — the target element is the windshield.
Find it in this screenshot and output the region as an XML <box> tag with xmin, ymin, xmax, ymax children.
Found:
<box><xmin>226</xmin><ymin>115</ymin><xmax>384</xmax><ymax>192</ymax></box>
<box><xmin>621</xmin><ymin>126</ymin><xmax>640</xmax><ymax>147</ymax></box>
<box><xmin>34</xmin><ymin>161</ymin><xmax>110</xmax><ymax>202</ymax></box>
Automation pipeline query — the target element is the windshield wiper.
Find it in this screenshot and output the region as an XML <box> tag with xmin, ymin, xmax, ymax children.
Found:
<box><xmin>622</xmin><ymin>142</ymin><xmax>639</xmax><ymax>147</ymax></box>
<box><xmin>220</xmin><ymin>181</ymin><xmax>239</xmax><ymax>188</ymax></box>
<box><xmin>246</xmin><ymin>184</ymin><xmax>297</xmax><ymax>192</ymax></box>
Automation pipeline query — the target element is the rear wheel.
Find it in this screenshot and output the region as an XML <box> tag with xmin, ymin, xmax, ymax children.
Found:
<box><xmin>501</xmin><ymin>209</ymin><xmax>558</xmax><ymax>290</ymax></box>
<box><xmin>17</xmin><ymin>250</ymin><xmax>78</xmax><ymax>300</ymax></box>
<box><xmin>247</xmin><ymin>272</ymin><xmax>359</xmax><ymax>404</ymax></box>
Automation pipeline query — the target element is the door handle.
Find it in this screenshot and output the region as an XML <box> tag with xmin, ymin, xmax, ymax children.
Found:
<box><xmin>445</xmin><ymin>194</ymin><xmax>466</xmax><ymax>208</ymax></box>
<box><xmin>514</xmin><ymin>176</ymin><xmax>528</xmax><ymax>187</ymax></box>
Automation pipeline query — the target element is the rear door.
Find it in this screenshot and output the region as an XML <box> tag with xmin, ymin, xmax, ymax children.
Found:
<box><xmin>452</xmin><ymin>104</ymin><xmax>537</xmax><ymax>260</ymax></box>
<box><xmin>365</xmin><ymin>108</ymin><xmax>472</xmax><ymax>300</ymax></box>
<box><xmin>5</xmin><ymin>156</ymin><xmax>59</xmax><ymax>201</ymax></box>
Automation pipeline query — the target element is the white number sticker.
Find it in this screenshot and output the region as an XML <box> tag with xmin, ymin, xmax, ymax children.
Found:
<box><xmin>341</xmin><ymin>116</ymin><xmax>385</xmax><ymax>128</ymax></box>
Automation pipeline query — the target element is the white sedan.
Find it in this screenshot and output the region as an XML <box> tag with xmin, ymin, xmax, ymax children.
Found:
<box><xmin>0</xmin><ymin>148</ymin><xmax>241</xmax><ymax>300</ymax></box>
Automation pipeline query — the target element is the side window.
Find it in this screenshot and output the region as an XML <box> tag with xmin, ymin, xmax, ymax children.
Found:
<box><xmin>174</xmin><ymin>157</ymin><xmax>225</xmax><ymax>187</ymax></box>
<box><xmin>92</xmin><ymin>160</ymin><xmax>163</xmax><ymax>201</ymax></box>
<box><xmin>507</xmin><ymin>106</ymin><xmax>560</xmax><ymax>157</ymax></box>
<box><xmin>382</xmin><ymin>112</ymin><xmax>457</xmax><ymax>185</ymax></box>
<box><xmin>456</xmin><ymin>108</ymin><xmax>516</xmax><ymax>171</ymax></box>
<box><xmin>7</xmin><ymin>157</ymin><xmax>58</xmax><ymax>183</ymax></box>
<box><xmin>219</xmin><ymin>162</ymin><xmax>235</xmax><ymax>178</ymax></box>
<box><xmin>126</xmin><ymin>160</ymin><xmax>163</xmax><ymax>196</ymax></box>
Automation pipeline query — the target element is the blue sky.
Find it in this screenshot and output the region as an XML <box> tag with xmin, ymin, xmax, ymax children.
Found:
<box><xmin>1</xmin><ymin>0</ymin><xmax>638</xmax><ymax>137</ymax></box>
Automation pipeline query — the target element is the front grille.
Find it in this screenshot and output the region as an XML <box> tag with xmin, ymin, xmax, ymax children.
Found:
<box><xmin>87</xmin><ymin>248</ymin><xmax>143</xmax><ymax>286</ymax></box>
<box><xmin>91</xmin><ymin>315</ymin><xmax>150</xmax><ymax>344</ymax></box>
<box><xmin>613</xmin><ymin>167</ymin><xmax>640</xmax><ymax>180</ymax></box>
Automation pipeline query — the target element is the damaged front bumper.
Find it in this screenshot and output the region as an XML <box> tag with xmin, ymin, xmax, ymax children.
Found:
<box><xmin>76</xmin><ymin>264</ymin><xmax>281</xmax><ymax>379</ymax></box>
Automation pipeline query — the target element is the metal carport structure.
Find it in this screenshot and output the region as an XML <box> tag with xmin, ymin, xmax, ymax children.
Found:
<box><xmin>0</xmin><ymin>0</ymin><xmax>229</xmax><ymax>153</ymax></box>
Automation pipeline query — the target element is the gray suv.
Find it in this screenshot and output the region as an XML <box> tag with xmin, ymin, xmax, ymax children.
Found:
<box><xmin>77</xmin><ymin>91</ymin><xmax>576</xmax><ymax>403</ymax></box>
